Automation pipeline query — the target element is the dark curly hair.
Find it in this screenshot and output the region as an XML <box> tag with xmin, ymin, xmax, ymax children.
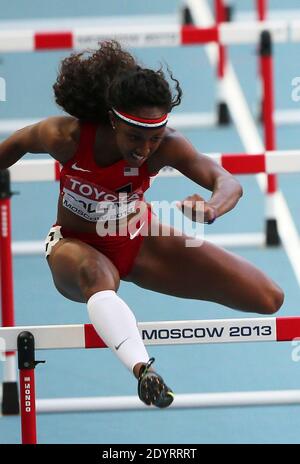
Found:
<box><xmin>53</xmin><ymin>40</ymin><xmax>182</xmax><ymax>123</ymax></box>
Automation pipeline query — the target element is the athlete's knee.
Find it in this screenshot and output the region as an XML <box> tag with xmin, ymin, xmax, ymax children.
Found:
<box><xmin>78</xmin><ymin>257</ymin><xmax>120</xmax><ymax>299</ymax></box>
<box><xmin>258</xmin><ymin>283</ymin><xmax>284</xmax><ymax>315</ymax></box>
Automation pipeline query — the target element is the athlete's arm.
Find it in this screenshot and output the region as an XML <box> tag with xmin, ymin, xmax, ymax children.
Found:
<box><xmin>0</xmin><ymin>116</ymin><xmax>79</xmax><ymax>169</ymax></box>
<box><xmin>160</xmin><ymin>131</ymin><xmax>243</xmax><ymax>220</ymax></box>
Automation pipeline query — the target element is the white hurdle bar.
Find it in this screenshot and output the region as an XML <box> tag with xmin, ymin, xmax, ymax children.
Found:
<box><xmin>1</xmin><ymin>315</ymin><xmax>300</xmax><ymax>350</ymax></box>
<box><xmin>7</xmin><ymin>149</ymin><xmax>300</xmax><ymax>255</ymax></box>
<box><xmin>1</xmin><ymin>315</ymin><xmax>300</xmax><ymax>414</ymax></box>
<box><xmin>35</xmin><ymin>390</ymin><xmax>300</xmax><ymax>413</ymax></box>
<box><xmin>9</xmin><ymin>150</ymin><xmax>300</xmax><ymax>183</ymax></box>
<box><xmin>0</xmin><ymin>20</ymin><xmax>293</xmax><ymax>53</ymax></box>
<box><xmin>1</xmin><ymin>110</ymin><xmax>300</xmax><ymax>137</ymax></box>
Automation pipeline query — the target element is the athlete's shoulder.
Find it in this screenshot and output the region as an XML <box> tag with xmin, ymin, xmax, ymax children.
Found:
<box><xmin>162</xmin><ymin>127</ymin><xmax>191</xmax><ymax>148</ymax></box>
<box><xmin>38</xmin><ymin>116</ymin><xmax>81</xmax><ymax>163</ymax></box>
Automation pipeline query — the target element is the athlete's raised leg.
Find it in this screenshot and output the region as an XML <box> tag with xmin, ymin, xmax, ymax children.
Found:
<box><xmin>127</xmin><ymin>215</ymin><xmax>284</xmax><ymax>314</ymax></box>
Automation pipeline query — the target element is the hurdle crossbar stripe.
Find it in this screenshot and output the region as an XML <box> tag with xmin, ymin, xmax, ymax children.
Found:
<box><xmin>0</xmin><ymin>21</ymin><xmax>291</xmax><ymax>52</ymax></box>
<box><xmin>0</xmin><ymin>317</ymin><xmax>299</xmax><ymax>350</ymax></box>
<box><xmin>34</xmin><ymin>389</ymin><xmax>300</xmax><ymax>413</ymax></box>
<box><xmin>8</xmin><ymin>150</ymin><xmax>300</xmax><ymax>182</ymax></box>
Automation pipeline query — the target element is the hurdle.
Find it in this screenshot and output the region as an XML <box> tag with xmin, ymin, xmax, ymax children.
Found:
<box><xmin>4</xmin><ymin>148</ymin><xmax>300</xmax><ymax>256</ymax></box>
<box><xmin>1</xmin><ymin>315</ymin><xmax>300</xmax><ymax>443</ymax></box>
<box><xmin>0</xmin><ymin>18</ymin><xmax>291</xmax><ymax>52</ymax></box>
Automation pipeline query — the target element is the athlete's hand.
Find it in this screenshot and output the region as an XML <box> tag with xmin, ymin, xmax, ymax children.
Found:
<box><xmin>176</xmin><ymin>194</ymin><xmax>217</xmax><ymax>224</ymax></box>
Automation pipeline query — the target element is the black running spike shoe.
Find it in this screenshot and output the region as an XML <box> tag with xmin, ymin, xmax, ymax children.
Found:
<box><xmin>137</xmin><ymin>357</ymin><xmax>174</xmax><ymax>408</ymax></box>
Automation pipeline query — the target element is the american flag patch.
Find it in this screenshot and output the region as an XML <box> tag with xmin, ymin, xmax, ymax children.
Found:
<box><xmin>124</xmin><ymin>167</ymin><xmax>139</xmax><ymax>177</ymax></box>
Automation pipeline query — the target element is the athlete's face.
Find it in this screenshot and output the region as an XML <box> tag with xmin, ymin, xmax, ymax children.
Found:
<box><xmin>109</xmin><ymin>107</ymin><xmax>167</xmax><ymax>167</ymax></box>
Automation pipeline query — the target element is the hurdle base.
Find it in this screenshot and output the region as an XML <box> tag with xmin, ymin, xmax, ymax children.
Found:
<box><xmin>181</xmin><ymin>6</ymin><xmax>194</xmax><ymax>25</ymax></box>
<box><xmin>217</xmin><ymin>102</ymin><xmax>231</xmax><ymax>125</ymax></box>
<box><xmin>1</xmin><ymin>381</ymin><xmax>20</xmax><ymax>415</ymax></box>
<box><xmin>257</xmin><ymin>102</ymin><xmax>263</xmax><ymax>123</ymax></box>
<box><xmin>225</xmin><ymin>5</ymin><xmax>234</xmax><ymax>22</ymax></box>
<box><xmin>266</xmin><ymin>218</ymin><xmax>281</xmax><ymax>246</ymax></box>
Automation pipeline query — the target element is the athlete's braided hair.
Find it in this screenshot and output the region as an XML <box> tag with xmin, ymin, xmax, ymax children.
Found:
<box><xmin>53</xmin><ymin>40</ymin><xmax>182</xmax><ymax>123</ymax></box>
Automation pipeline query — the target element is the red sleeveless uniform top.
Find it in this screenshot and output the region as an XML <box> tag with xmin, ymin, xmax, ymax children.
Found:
<box><xmin>59</xmin><ymin>122</ymin><xmax>156</xmax><ymax>223</ymax></box>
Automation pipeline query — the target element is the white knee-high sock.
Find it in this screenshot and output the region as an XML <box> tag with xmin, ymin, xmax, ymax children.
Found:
<box><xmin>87</xmin><ymin>290</ymin><xmax>149</xmax><ymax>373</ymax></box>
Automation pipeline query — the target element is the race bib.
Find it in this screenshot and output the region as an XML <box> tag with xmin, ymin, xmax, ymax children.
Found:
<box><xmin>62</xmin><ymin>176</ymin><xmax>142</xmax><ymax>223</ymax></box>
